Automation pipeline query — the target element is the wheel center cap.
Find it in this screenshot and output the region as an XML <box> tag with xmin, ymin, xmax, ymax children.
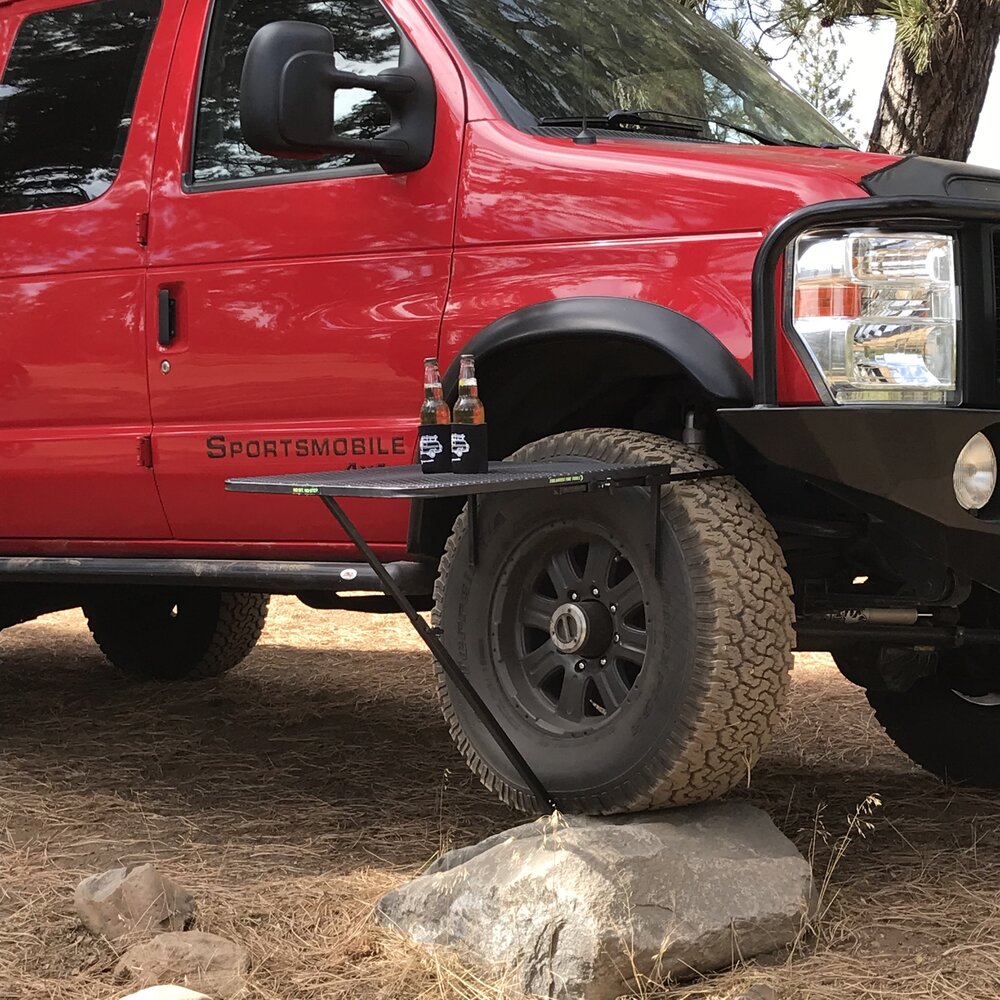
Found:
<box><xmin>550</xmin><ymin>603</ymin><xmax>589</xmax><ymax>653</ymax></box>
<box><xmin>549</xmin><ymin>601</ymin><xmax>614</xmax><ymax>657</ymax></box>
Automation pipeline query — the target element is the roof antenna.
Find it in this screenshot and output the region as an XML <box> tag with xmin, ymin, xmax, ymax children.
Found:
<box><xmin>573</xmin><ymin>9</ymin><xmax>596</xmax><ymax>145</ymax></box>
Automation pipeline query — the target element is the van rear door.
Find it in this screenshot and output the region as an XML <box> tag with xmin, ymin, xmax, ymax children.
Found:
<box><xmin>0</xmin><ymin>0</ymin><xmax>182</xmax><ymax>542</ymax></box>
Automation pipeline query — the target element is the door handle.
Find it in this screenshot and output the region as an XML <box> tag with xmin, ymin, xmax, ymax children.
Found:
<box><xmin>158</xmin><ymin>288</ymin><xmax>177</xmax><ymax>348</ymax></box>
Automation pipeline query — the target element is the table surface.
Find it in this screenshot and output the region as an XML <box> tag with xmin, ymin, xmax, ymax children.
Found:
<box><xmin>225</xmin><ymin>460</ymin><xmax>675</xmax><ymax>499</ymax></box>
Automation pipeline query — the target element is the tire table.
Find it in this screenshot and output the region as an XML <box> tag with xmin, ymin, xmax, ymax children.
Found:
<box><xmin>226</xmin><ymin>460</ymin><xmax>717</xmax><ymax>811</ymax></box>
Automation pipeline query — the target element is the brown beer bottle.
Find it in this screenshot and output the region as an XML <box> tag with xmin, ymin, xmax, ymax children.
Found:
<box><xmin>451</xmin><ymin>354</ymin><xmax>488</xmax><ymax>473</ymax></box>
<box><xmin>420</xmin><ymin>358</ymin><xmax>450</xmax><ymax>425</ymax></box>
<box><xmin>419</xmin><ymin>358</ymin><xmax>451</xmax><ymax>474</ymax></box>
<box><xmin>453</xmin><ymin>355</ymin><xmax>485</xmax><ymax>425</ymax></box>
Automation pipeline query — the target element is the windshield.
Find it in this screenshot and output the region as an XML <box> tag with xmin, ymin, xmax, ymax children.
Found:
<box><xmin>429</xmin><ymin>0</ymin><xmax>850</xmax><ymax>147</ymax></box>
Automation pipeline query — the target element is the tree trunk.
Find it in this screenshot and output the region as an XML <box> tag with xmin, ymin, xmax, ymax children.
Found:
<box><xmin>869</xmin><ymin>0</ymin><xmax>1000</xmax><ymax>160</ymax></box>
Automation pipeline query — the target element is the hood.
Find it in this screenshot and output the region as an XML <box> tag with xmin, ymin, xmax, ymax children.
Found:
<box><xmin>458</xmin><ymin>120</ymin><xmax>901</xmax><ymax>245</ymax></box>
<box><xmin>532</xmin><ymin>127</ymin><xmax>898</xmax><ymax>188</ymax></box>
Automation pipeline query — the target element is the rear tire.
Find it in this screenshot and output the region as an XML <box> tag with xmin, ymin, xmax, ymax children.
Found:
<box><xmin>868</xmin><ymin>678</ymin><xmax>1000</xmax><ymax>788</ymax></box>
<box><xmin>862</xmin><ymin>585</ymin><xmax>1000</xmax><ymax>787</ymax></box>
<box><xmin>433</xmin><ymin>429</ymin><xmax>795</xmax><ymax>814</ymax></box>
<box><xmin>84</xmin><ymin>588</ymin><xmax>269</xmax><ymax>681</ymax></box>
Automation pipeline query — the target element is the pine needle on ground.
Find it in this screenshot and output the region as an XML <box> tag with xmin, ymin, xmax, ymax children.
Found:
<box><xmin>1</xmin><ymin>599</ymin><xmax>998</xmax><ymax>999</ymax></box>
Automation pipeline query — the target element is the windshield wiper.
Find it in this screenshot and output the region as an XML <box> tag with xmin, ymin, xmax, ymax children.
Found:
<box><xmin>537</xmin><ymin>108</ymin><xmax>787</xmax><ymax>146</ymax></box>
<box><xmin>611</xmin><ymin>109</ymin><xmax>787</xmax><ymax>146</ymax></box>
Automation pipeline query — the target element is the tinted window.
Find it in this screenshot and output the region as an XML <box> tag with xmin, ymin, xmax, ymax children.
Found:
<box><xmin>0</xmin><ymin>0</ymin><xmax>160</xmax><ymax>214</ymax></box>
<box><xmin>431</xmin><ymin>0</ymin><xmax>848</xmax><ymax>148</ymax></box>
<box><xmin>193</xmin><ymin>0</ymin><xmax>401</xmax><ymax>183</ymax></box>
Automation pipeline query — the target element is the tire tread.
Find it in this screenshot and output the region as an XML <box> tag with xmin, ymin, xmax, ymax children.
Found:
<box><xmin>86</xmin><ymin>590</ymin><xmax>269</xmax><ymax>681</ymax></box>
<box><xmin>433</xmin><ymin>429</ymin><xmax>795</xmax><ymax>813</ymax></box>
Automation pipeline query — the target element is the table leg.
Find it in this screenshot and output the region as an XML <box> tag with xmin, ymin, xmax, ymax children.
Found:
<box><xmin>320</xmin><ymin>495</ymin><xmax>557</xmax><ymax>812</ymax></box>
<box><xmin>468</xmin><ymin>495</ymin><xmax>479</xmax><ymax>569</ymax></box>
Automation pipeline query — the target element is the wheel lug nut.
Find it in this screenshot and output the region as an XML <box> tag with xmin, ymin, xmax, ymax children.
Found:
<box><xmin>575</xmin><ymin>660</ymin><xmax>586</xmax><ymax>672</ymax></box>
<box><xmin>599</xmin><ymin>657</ymin><xmax>607</xmax><ymax>666</ymax></box>
<box><xmin>613</xmin><ymin>633</ymin><xmax>620</xmax><ymax>643</ymax></box>
<box><xmin>591</xmin><ymin>587</ymin><xmax>600</xmax><ymax>597</ymax></box>
<box><xmin>570</xmin><ymin>591</ymin><xmax>578</xmax><ymax>601</ymax></box>
<box><xmin>609</xmin><ymin>604</ymin><xmax>617</xmax><ymax>614</ymax></box>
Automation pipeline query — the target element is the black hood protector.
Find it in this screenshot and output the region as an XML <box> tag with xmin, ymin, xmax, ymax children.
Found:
<box><xmin>862</xmin><ymin>155</ymin><xmax>1000</xmax><ymax>202</ymax></box>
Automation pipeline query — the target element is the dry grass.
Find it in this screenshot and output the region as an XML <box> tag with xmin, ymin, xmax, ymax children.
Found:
<box><xmin>1</xmin><ymin>598</ymin><xmax>1000</xmax><ymax>999</ymax></box>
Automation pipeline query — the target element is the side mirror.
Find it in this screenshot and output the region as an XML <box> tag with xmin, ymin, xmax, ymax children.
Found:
<box><xmin>239</xmin><ymin>20</ymin><xmax>435</xmax><ymax>174</ymax></box>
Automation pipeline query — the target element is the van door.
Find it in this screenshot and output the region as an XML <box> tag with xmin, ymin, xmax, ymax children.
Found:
<box><xmin>146</xmin><ymin>0</ymin><xmax>463</xmax><ymax>553</ymax></box>
<box><xmin>0</xmin><ymin>0</ymin><xmax>179</xmax><ymax>541</ymax></box>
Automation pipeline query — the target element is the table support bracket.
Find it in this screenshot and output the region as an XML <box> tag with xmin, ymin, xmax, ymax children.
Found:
<box><xmin>469</xmin><ymin>495</ymin><xmax>479</xmax><ymax>569</ymax></box>
<box><xmin>320</xmin><ymin>495</ymin><xmax>557</xmax><ymax>813</ymax></box>
<box><xmin>651</xmin><ymin>478</ymin><xmax>663</xmax><ymax>581</ymax></box>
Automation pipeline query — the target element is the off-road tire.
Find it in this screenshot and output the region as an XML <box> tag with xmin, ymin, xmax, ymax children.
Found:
<box><xmin>84</xmin><ymin>588</ymin><xmax>269</xmax><ymax>681</ymax></box>
<box><xmin>433</xmin><ymin>429</ymin><xmax>795</xmax><ymax>814</ymax></box>
<box><xmin>867</xmin><ymin>678</ymin><xmax>1000</xmax><ymax>788</ymax></box>
<box><xmin>841</xmin><ymin>585</ymin><xmax>1000</xmax><ymax>788</ymax></box>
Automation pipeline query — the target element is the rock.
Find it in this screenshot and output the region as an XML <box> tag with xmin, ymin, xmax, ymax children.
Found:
<box><xmin>75</xmin><ymin>864</ymin><xmax>196</xmax><ymax>941</ymax></box>
<box><xmin>116</xmin><ymin>931</ymin><xmax>247</xmax><ymax>999</ymax></box>
<box><xmin>377</xmin><ymin>803</ymin><xmax>812</xmax><ymax>1000</ymax></box>
<box><xmin>119</xmin><ymin>987</ymin><xmax>212</xmax><ymax>1000</ymax></box>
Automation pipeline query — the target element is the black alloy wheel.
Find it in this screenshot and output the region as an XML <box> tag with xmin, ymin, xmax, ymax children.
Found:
<box><xmin>494</xmin><ymin>532</ymin><xmax>647</xmax><ymax>732</ymax></box>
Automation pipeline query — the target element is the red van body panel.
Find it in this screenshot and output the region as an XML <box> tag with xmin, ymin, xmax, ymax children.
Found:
<box><xmin>442</xmin><ymin>121</ymin><xmax>893</xmax><ymax>404</ymax></box>
<box><xmin>0</xmin><ymin>0</ymin><xmax>896</xmax><ymax>560</ymax></box>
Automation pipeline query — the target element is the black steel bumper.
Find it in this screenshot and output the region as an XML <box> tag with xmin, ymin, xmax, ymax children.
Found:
<box><xmin>735</xmin><ymin>181</ymin><xmax>1000</xmax><ymax>589</ymax></box>
<box><xmin>720</xmin><ymin>406</ymin><xmax>1000</xmax><ymax>589</ymax></box>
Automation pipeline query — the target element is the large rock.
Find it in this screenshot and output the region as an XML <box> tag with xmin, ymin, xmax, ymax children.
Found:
<box><xmin>378</xmin><ymin>803</ymin><xmax>812</xmax><ymax>1000</ymax></box>
<box><xmin>116</xmin><ymin>931</ymin><xmax>247</xmax><ymax>999</ymax></box>
<box><xmin>75</xmin><ymin>864</ymin><xmax>196</xmax><ymax>941</ymax></box>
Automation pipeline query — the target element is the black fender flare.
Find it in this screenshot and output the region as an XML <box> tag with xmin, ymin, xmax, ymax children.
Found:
<box><xmin>408</xmin><ymin>297</ymin><xmax>752</xmax><ymax>561</ymax></box>
<box><xmin>442</xmin><ymin>296</ymin><xmax>753</xmax><ymax>406</ymax></box>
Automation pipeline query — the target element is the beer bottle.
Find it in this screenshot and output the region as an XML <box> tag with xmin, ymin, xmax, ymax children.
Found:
<box><xmin>418</xmin><ymin>358</ymin><xmax>451</xmax><ymax>474</ymax></box>
<box><xmin>451</xmin><ymin>354</ymin><xmax>488</xmax><ymax>474</ymax></box>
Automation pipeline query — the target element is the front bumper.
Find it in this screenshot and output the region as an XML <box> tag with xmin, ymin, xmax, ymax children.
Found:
<box><xmin>735</xmin><ymin>183</ymin><xmax>1000</xmax><ymax>589</ymax></box>
<box><xmin>720</xmin><ymin>406</ymin><xmax>1000</xmax><ymax>590</ymax></box>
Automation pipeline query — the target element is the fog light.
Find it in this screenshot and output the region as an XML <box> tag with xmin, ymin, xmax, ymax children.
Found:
<box><xmin>954</xmin><ymin>433</ymin><xmax>997</xmax><ymax>511</ymax></box>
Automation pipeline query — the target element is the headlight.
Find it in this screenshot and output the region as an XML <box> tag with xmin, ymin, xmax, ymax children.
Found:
<box><xmin>791</xmin><ymin>229</ymin><xmax>959</xmax><ymax>404</ymax></box>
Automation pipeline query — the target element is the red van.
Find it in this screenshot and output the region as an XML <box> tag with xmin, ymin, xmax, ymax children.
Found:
<box><xmin>3</xmin><ymin>0</ymin><xmax>1000</xmax><ymax>814</ymax></box>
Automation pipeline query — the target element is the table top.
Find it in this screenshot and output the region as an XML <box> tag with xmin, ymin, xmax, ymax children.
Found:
<box><xmin>225</xmin><ymin>460</ymin><xmax>675</xmax><ymax>499</ymax></box>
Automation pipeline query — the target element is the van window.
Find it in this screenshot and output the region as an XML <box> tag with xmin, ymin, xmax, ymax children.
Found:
<box><xmin>0</xmin><ymin>0</ymin><xmax>161</xmax><ymax>215</ymax></box>
<box><xmin>193</xmin><ymin>0</ymin><xmax>401</xmax><ymax>184</ymax></box>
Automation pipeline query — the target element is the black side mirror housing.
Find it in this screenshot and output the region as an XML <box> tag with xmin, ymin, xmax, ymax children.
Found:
<box><xmin>239</xmin><ymin>20</ymin><xmax>435</xmax><ymax>174</ymax></box>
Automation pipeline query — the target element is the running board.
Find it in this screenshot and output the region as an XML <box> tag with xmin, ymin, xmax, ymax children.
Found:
<box><xmin>0</xmin><ymin>556</ymin><xmax>435</xmax><ymax>596</ymax></box>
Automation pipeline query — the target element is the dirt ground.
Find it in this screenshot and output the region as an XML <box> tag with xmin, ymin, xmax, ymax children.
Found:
<box><xmin>1</xmin><ymin>597</ymin><xmax>999</xmax><ymax>1000</ymax></box>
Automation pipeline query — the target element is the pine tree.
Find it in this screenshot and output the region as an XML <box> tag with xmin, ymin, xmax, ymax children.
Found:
<box><xmin>792</xmin><ymin>19</ymin><xmax>863</xmax><ymax>143</ymax></box>
<box><xmin>781</xmin><ymin>0</ymin><xmax>1000</xmax><ymax>157</ymax></box>
<box><xmin>868</xmin><ymin>0</ymin><xmax>1000</xmax><ymax>158</ymax></box>
<box><xmin>684</xmin><ymin>0</ymin><xmax>1000</xmax><ymax>159</ymax></box>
